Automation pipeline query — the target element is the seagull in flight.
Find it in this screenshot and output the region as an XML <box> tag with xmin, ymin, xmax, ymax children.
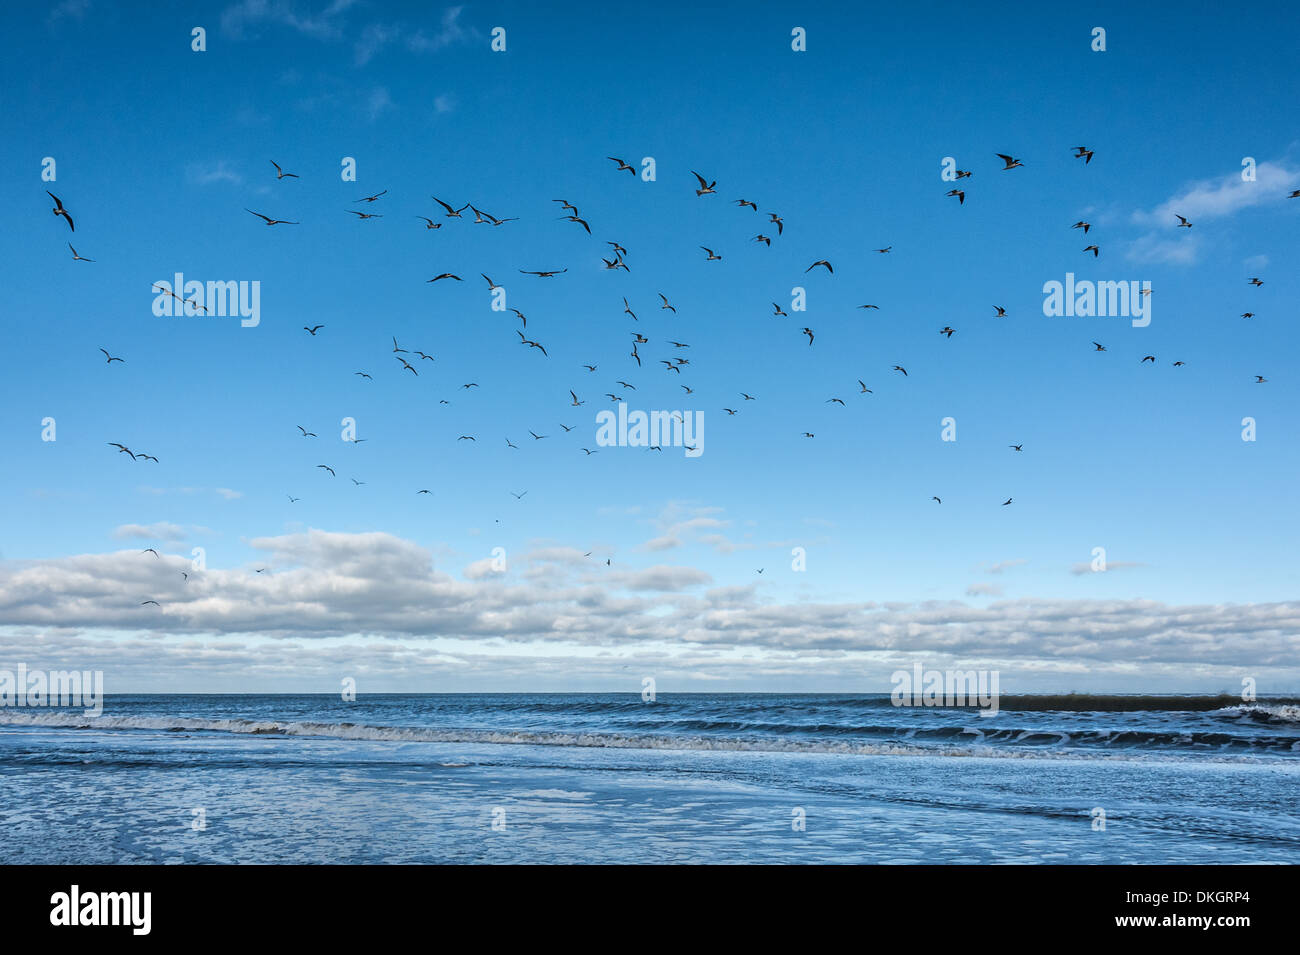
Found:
<box><xmin>297</xmin><ymin>426</ymin><xmax>317</xmax><ymax>437</ymax></box>
<box><xmin>801</xmin><ymin>327</ymin><xmax>814</xmax><ymax>345</ymax></box>
<box><xmin>69</xmin><ymin>244</ymin><xmax>94</xmax><ymax>262</ymax></box>
<box><xmin>1072</xmin><ymin>146</ymin><xmax>1094</xmax><ymax>164</ymax></box>
<box><xmin>270</xmin><ymin>160</ymin><xmax>299</xmax><ymax>179</ymax></box>
<box><xmin>317</xmin><ymin>465</ymin><xmax>335</xmax><ymax>476</ymax></box>
<box><xmin>806</xmin><ymin>260</ymin><xmax>833</xmax><ymax>273</ymax></box>
<box><xmin>304</xmin><ymin>325</ymin><xmax>324</xmax><ymax>335</ymax></box>
<box><xmin>415</xmin><ymin>216</ymin><xmax>442</xmax><ymax>230</ymax></box>
<box><xmin>46</xmin><ymin>191</ymin><xmax>74</xmax><ymax>231</ymax></box>
<box><xmin>892</xmin><ymin>365</ymin><xmax>907</xmax><ymax>376</ymax></box>
<box><xmin>700</xmin><ymin>247</ymin><xmax>722</xmax><ymax>261</ymax></box>
<box><xmin>1092</xmin><ymin>341</ymin><xmax>1107</xmax><ymax>352</ymax></box>
<box><xmin>431</xmin><ymin>197</ymin><xmax>469</xmax><ymax>218</ymax></box>
<box><xmin>1175</xmin><ymin>214</ymin><xmax>1193</xmax><ymax>228</ymax></box>
<box><xmin>355</xmin><ymin>190</ymin><xmax>388</xmax><ymax>203</ymax></box>
<box><xmin>692</xmin><ymin>171</ymin><xmax>717</xmax><ymax>196</ymax></box>
<box><xmin>996</xmin><ymin>153</ymin><xmax>1024</xmax><ymax>170</ymax></box>
<box><xmin>519</xmin><ymin>268</ymin><xmax>568</xmax><ymax>277</ymax></box>
<box><xmin>1072</xmin><ymin>221</ymin><xmax>1091</xmax><ymax>234</ymax></box>
<box><xmin>607</xmin><ymin>156</ymin><xmax>636</xmax><ymax>175</ymax></box>
<box><xmin>142</xmin><ymin>548</ymin><xmax>159</xmax><ymax>557</ymax></box>
<box><xmin>99</xmin><ymin>348</ymin><xmax>124</xmax><ymax>363</ymax></box>
<box><xmin>246</xmin><ymin>209</ymin><xmax>298</xmax><ymax>226</ymax></box>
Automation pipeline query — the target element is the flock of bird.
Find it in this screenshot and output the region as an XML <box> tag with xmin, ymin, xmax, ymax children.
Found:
<box><xmin>44</xmin><ymin>146</ymin><xmax>1290</xmax><ymax>606</ymax></box>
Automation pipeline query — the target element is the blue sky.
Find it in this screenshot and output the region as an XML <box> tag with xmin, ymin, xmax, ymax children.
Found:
<box><xmin>1</xmin><ymin>0</ymin><xmax>1298</xmax><ymax>692</ymax></box>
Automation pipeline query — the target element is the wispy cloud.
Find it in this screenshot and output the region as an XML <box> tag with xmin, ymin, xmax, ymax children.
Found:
<box><xmin>185</xmin><ymin>160</ymin><xmax>243</xmax><ymax>187</ymax></box>
<box><xmin>365</xmin><ymin>86</ymin><xmax>394</xmax><ymax>120</ymax></box>
<box><xmin>1126</xmin><ymin>160</ymin><xmax>1300</xmax><ymax>266</ymax></box>
<box><xmin>220</xmin><ymin>0</ymin><xmax>358</xmax><ymax>41</ymax></box>
<box><xmin>1070</xmin><ymin>561</ymin><xmax>1145</xmax><ymax>576</ymax></box>
<box><xmin>1125</xmin><ymin>230</ymin><xmax>1202</xmax><ymax>266</ymax></box>
<box><xmin>47</xmin><ymin>0</ymin><xmax>91</xmax><ymax>25</ymax></box>
<box><xmin>1132</xmin><ymin>160</ymin><xmax>1300</xmax><ymax>226</ymax></box>
<box><xmin>112</xmin><ymin>522</ymin><xmax>210</xmax><ymax>543</ymax></box>
<box><xmin>138</xmin><ymin>486</ymin><xmax>243</xmax><ymax>500</ymax></box>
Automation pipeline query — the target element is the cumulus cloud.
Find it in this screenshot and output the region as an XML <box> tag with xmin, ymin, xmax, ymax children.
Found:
<box><xmin>0</xmin><ymin>531</ymin><xmax>1296</xmax><ymax>679</ymax></box>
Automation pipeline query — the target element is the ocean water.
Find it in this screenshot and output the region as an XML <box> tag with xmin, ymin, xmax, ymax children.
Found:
<box><xmin>1</xmin><ymin>694</ymin><xmax>1297</xmax><ymax>864</ymax></box>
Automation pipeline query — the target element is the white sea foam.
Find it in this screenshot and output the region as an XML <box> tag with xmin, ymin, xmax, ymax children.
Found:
<box><xmin>0</xmin><ymin>710</ymin><xmax>1281</xmax><ymax>764</ymax></box>
<box><xmin>1212</xmin><ymin>703</ymin><xmax>1300</xmax><ymax>723</ymax></box>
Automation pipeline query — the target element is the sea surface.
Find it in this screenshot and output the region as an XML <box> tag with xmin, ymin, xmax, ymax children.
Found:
<box><xmin>1</xmin><ymin>693</ymin><xmax>1297</xmax><ymax>864</ymax></box>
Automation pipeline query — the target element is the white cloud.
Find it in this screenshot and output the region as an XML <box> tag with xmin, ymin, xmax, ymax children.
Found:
<box><xmin>0</xmin><ymin>531</ymin><xmax>1295</xmax><ymax>679</ymax></box>
<box><xmin>1131</xmin><ymin>161</ymin><xmax>1300</xmax><ymax>227</ymax></box>
<box><xmin>1125</xmin><ymin>231</ymin><xmax>1202</xmax><ymax>266</ymax></box>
